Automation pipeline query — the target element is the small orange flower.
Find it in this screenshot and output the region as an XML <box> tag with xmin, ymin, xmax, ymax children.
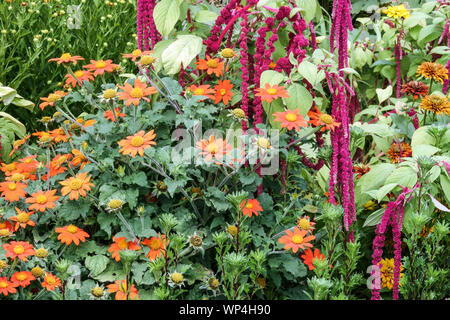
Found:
<box><xmin>0</xmin><ymin>181</ymin><xmax>28</xmax><ymax>202</ymax></box>
<box><xmin>353</xmin><ymin>164</ymin><xmax>371</xmax><ymax>179</ymax></box>
<box><xmin>273</xmin><ymin>109</ymin><xmax>308</xmax><ymax>131</ymax></box>
<box><xmin>25</xmin><ymin>189</ymin><xmax>60</xmax><ymax>212</ymax></box>
<box><xmin>0</xmin><ymin>220</ymin><xmax>14</xmax><ymax>233</ymax></box>
<box><xmin>118</xmin><ymin>130</ymin><xmax>157</xmax><ymax>157</ymax></box>
<box><xmin>3</xmin><ymin>241</ymin><xmax>35</xmax><ymax>261</ymax></box>
<box><xmin>301</xmin><ymin>248</ymin><xmax>326</xmax><ymax>271</ymax></box>
<box><xmin>386</xmin><ymin>141</ymin><xmax>412</xmax><ymax>163</ymax></box>
<box><xmin>59</xmin><ymin>172</ymin><xmax>94</xmax><ymax>200</ymax></box>
<box><xmin>0</xmin><ymin>162</ymin><xmax>19</xmax><ymax>175</ymax></box>
<box><xmin>55</xmin><ymin>225</ymin><xmax>90</xmax><ymax>246</ymax></box>
<box><xmin>214</xmin><ymin>80</ymin><xmax>234</xmax><ymax>105</ymax></box>
<box><xmin>48</xmin><ymin>53</ymin><xmax>84</xmax><ymax>64</ymax></box>
<box><xmin>196</xmin><ymin>135</ymin><xmax>232</xmax><ymax>163</ymax></box>
<box><xmin>41</xmin><ymin>273</ymin><xmax>62</xmax><ymax>291</ymax></box>
<box><xmin>71</xmin><ymin>149</ymin><xmax>89</xmax><ymax>170</ymax></box>
<box><xmin>108</xmin><ymin>236</ymin><xmax>142</xmax><ymax>262</ymax></box>
<box><xmin>48</xmin><ymin>127</ymin><xmax>69</xmax><ymax>143</ymax></box>
<box><xmin>0</xmin><ymin>277</ymin><xmax>17</xmax><ymax>296</ymax></box>
<box><xmin>65</xmin><ymin>70</ymin><xmax>95</xmax><ymax>87</ymax></box>
<box><xmin>240</xmin><ymin>199</ymin><xmax>263</xmax><ymax>217</ymax></box>
<box><xmin>9</xmin><ymin>207</ymin><xmax>35</xmax><ymax>231</ymax></box>
<box><xmin>104</xmin><ymin>107</ymin><xmax>126</xmax><ymax>122</ymax></box>
<box><xmin>107</xmin><ymin>280</ymin><xmax>139</xmax><ymax>300</ymax></box>
<box><xmin>195</xmin><ymin>55</ymin><xmax>224</xmax><ymax>77</ymax></box>
<box><xmin>10</xmin><ymin>271</ymin><xmax>36</xmax><ymax>288</ymax></box>
<box><xmin>121</xmin><ymin>49</ymin><xmax>152</xmax><ymax>62</ymax></box>
<box><xmin>8</xmin><ymin>135</ymin><xmax>31</xmax><ymax>157</ymax></box>
<box><xmin>17</xmin><ymin>155</ymin><xmax>40</xmax><ymax>174</ymax></box>
<box><xmin>118</xmin><ymin>78</ymin><xmax>157</xmax><ymax>107</ymax></box>
<box><xmin>255</xmin><ymin>83</ymin><xmax>289</xmax><ymax>103</ymax></box>
<box><xmin>82</xmin><ymin>59</ymin><xmax>119</xmax><ymax>76</ymax></box>
<box><xmin>297</xmin><ymin>215</ymin><xmax>315</xmax><ymax>235</ymax></box>
<box><xmin>278</xmin><ymin>227</ymin><xmax>315</xmax><ymax>253</ymax></box>
<box><xmin>39</xmin><ymin>91</ymin><xmax>67</xmax><ymax>110</ymax></box>
<box><xmin>142</xmin><ymin>234</ymin><xmax>168</xmax><ymax>261</ymax></box>
<box><xmin>308</xmin><ymin>107</ymin><xmax>341</xmax><ymax>132</ymax></box>
<box><xmin>187</xmin><ymin>84</ymin><xmax>216</xmax><ymax>101</ymax></box>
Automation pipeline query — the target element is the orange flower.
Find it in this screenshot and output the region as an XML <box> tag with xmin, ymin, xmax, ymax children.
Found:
<box><xmin>187</xmin><ymin>84</ymin><xmax>216</xmax><ymax>101</ymax></box>
<box><xmin>8</xmin><ymin>134</ymin><xmax>31</xmax><ymax>157</ymax></box>
<box><xmin>83</xmin><ymin>59</ymin><xmax>119</xmax><ymax>76</ymax></box>
<box><xmin>196</xmin><ymin>135</ymin><xmax>232</xmax><ymax>163</ymax></box>
<box><xmin>10</xmin><ymin>271</ymin><xmax>36</xmax><ymax>288</ymax></box>
<box><xmin>214</xmin><ymin>80</ymin><xmax>234</xmax><ymax>105</ymax></box>
<box><xmin>3</xmin><ymin>241</ymin><xmax>35</xmax><ymax>261</ymax></box>
<box><xmin>48</xmin><ymin>127</ymin><xmax>69</xmax><ymax>143</ymax></box>
<box><xmin>25</xmin><ymin>189</ymin><xmax>59</xmax><ymax>212</ymax></box>
<box><xmin>48</xmin><ymin>53</ymin><xmax>84</xmax><ymax>64</ymax></box>
<box><xmin>121</xmin><ymin>49</ymin><xmax>152</xmax><ymax>62</ymax></box>
<box><xmin>59</xmin><ymin>172</ymin><xmax>94</xmax><ymax>200</ymax></box>
<box><xmin>278</xmin><ymin>227</ymin><xmax>315</xmax><ymax>253</ymax></box>
<box><xmin>301</xmin><ymin>248</ymin><xmax>326</xmax><ymax>271</ymax></box>
<box><xmin>55</xmin><ymin>225</ymin><xmax>90</xmax><ymax>246</ymax></box>
<box><xmin>118</xmin><ymin>130</ymin><xmax>157</xmax><ymax>157</ymax></box>
<box><xmin>142</xmin><ymin>234</ymin><xmax>168</xmax><ymax>261</ymax></box>
<box><xmin>107</xmin><ymin>280</ymin><xmax>139</xmax><ymax>300</ymax></box>
<box><xmin>108</xmin><ymin>236</ymin><xmax>142</xmax><ymax>262</ymax></box>
<box><xmin>71</xmin><ymin>149</ymin><xmax>89</xmax><ymax>170</ymax></box>
<box><xmin>297</xmin><ymin>215</ymin><xmax>315</xmax><ymax>235</ymax></box>
<box><xmin>195</xmin><ymin>55</ymin><xmax>224</xmax><ymax>77</ymax></box>
<box><xmin>0</xmin><ymin>277</ymin><xmax>17</xmax><ymax>296</ymax></box>
<box><xmin>353</xmin><ymin>164</ymin><xmax>371</xmax><ymax>179</ymax></box>
<box><xmin>41</xmin><ymin>154</ymin><xmax>72</xmax><ymax>181</ymax></box>
<box><xmin>308</xmin><ymin>107</ymin><xmax>340</xmax><ymax>132</ymax></box>
<box><xmin>104</xmin><ymin>107</ymin><xmax>126</xmax><ymax>122</ymax></box>
<box><xmin>118</xmin><ymin>78</ymin><xmax>157</xmax><ymax>107</ymax></box>
<box><xmin>386</xmin><ymin>142</ymin><xmax>412</xmax><ymax>163</ymax></box>
<box><xmin>240</xmin><ymin>199</ymin><xmax>263</xmax><ymax>217</ymax></box>
<box><xmin>0</xmin><ymin>181</ymin><xmax>27</xmax><ymax>202</ymax></box>
<box><xmin>255</xmin><ymin>83</ymin><xmax>289</xmax><ymax>103</ymax></box>
<box><xmin>65</xmin><ymin>70</ymin><xmax>95</xmax><ymax>87</ymax></box>
<box><xmin>39</xmin><ymin>91</ymin><xmax>67</xmax><ymax>110</ymax></box>
<box><xmin>9</xmin><ymin>207</ymin><xmax>35</xmax><ymax>231</ymax></box>
<box><xmin>17</xmin><ymin>155</ymin><xmax>40</xmax><ymax>173</ymax></box>
<box><xmin>0</xmin><ymin>220</ymin><xmax>14</xmax><ymax>233</ymax></box>
<box><xmin>273</xmin><ymin>109</ymin><xmax>308</xmax><ymax>131</ymax></box>
<box><xmin>41</xmin><ymin>272</ymin><xmax>62</xmax><ymax>291</ymax></box>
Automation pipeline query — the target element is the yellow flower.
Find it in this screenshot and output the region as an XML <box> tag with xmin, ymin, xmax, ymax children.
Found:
<box><xmin>382</xmin><ymin>4</ymin><xmax>410</xmax><ymax>20</ymax></box>
<box><xmin>379</xmin><ymin>258</ymin><xmax>404</xmax><ymax>290</ymax></box>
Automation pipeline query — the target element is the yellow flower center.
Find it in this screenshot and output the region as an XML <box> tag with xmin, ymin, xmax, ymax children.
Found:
<box><xmin>245</xmin><ymin>202</ymin><xmax>253</xmax><ymax>209</ymax></box>
<box><xmin>140</xmin><ymin>55</ymin><xmax>155</xmax><ymax>66</ymax></box>
<box><xmin>221</xmin><ymin>48</ymin><xmax>235</xmax><ymax>58</ymax></box>
<box><xmin>257</xmin><ymin>137</ymin><xmax>270</xmax><ymax>149</ymax></box>
<box><xmin>292</xmin><ymin>234</ymin><xmax>304</xmax><ymax>244</ymax></box>
<box><xmin>108</xmin><ymin>199</ymin><xmax>123</xmax><ymax>209</ymax></box>
<box><xmin>31</xmin><ymin>267</ymin><xmax>43</xmax><ymax>277</ymax></box>
<box><xmin>206</xmin><ymin>59</ymin><xmax>218</xmax><ymax>68</ymax></box>
<box><xmin>220</xmin><ymin>89</ymin><xmax>227</xmax><ymax>96</ymax></box>
<box><xmin>13</xmin><ymin>245</ymin><xmax>25</xmax><ymax>254</ymax></box>
<box><xmin>171</xmin><ymin>272</ymin><xmax>184</xmax><ymax>284</ymax></box>
<box><xmin>36</xmin><ymin>194</ymin><xmax>48</xmax><ymax>204</ymax></box>
<box><xmin>67</xmin><ymin>225</ymin><xmax>78</xmax><ymax>234</ymax></box>
<box><xmin>46</xmin><ymin>276</ymin><xmax>56</xmax><ymax>285</ymax></box>
<box><xmin>36</xmin><ymin>248</ymin><xmax>48</xmax><ymax>258</ymax></box>
<box><xmin>60</xmin><ymin>53</ymin><xmax>72</xmax><ymax>59</ymax></box>
<box><xmin>206</xmin><ymin>142</ymin><xmax>219</xmax><ymax>154</ymax></box>
<box><xmin>8</xmin><ymin>183</ymin><xmax>17</xmax><ymax>191</ymax></box>
<box><xmin>16</xmin><ymin>272</ymin><xmax>27</xmax><ymax>281</ymax></box>
<box><xmin>232</xmin><ymin>108</ymin><xmax>245</xmax><ymax>119</ymax></box>
<box><xmin>209</xmin><ymin>278</ymin><xmax>219</xmax><ymax>289</ymax></box>
<box><xmin>47</xmin><ymin>93</ymin><xmax>61</xmax><ymax>102</ymax></box>
<box><xmin>132</xmin><ymin>49</ymin><xmax>142</xmax><ymax>57</ymax></box>
<box><xmin>130</xmin><ymin>87</ymin><xmax>143</xmax><ymax>98</ymax></box>
<box><xmin>70</xmin><ymin>178</ymin><xmax>83</xmax><ymax>190</ymax></box>
<box><xmin>227</xmin><ymin>225</ymin><xmax>238</xmax><ymax>236</ymax></box>
<box><xmin>298</xmin><ymin>218</ymin><xmax>310</xmax><ymax>230</ymax></box>
<box><xmin>103</xmin><ymin>89</ymin><xmax>117</xmax><ymax>99</ymax></box>
<box><xmin>267</xmin><ymin>88</ymin><xmax>277</xmax><ymax>95</ymax></box>
<box><xmin>193</xmin><ymin>88</ymin><xmax>205</xmax><ymax>95</ymax></box>
<box><xmin>0</xmin><ymin>229</ymin><xmax>10</xmax><ymax>237</ymax></box>
<box><xmin>131</xmin><ymin>135</ymin><xmax>145</xmax><ymax>147</ymax></box>
<box><xmin>95</xmin><ymin>61</ymin><xmax>107</xmax><ymax>69</ymax></box>
<box><xmin>285</xmin><ymin>113</ymin><xmax>297</xmax><ymax>122</ymax></box>
<box><xmin>91</xmin><ymin>287</ymin><xmax>104</xmax><ymax>297</ymax></box>
<box><xmin>320</xmin><ymin>114</ymin><xmax>333</xmax><ymax>124</ymax></box>
<box><xmin>5</xmin><ymin>164</ymin><xmax>16</xmax><ymax>171</ymax></box>
<box><xmin>74</xmin><ymin>71</ymin><xmax>85</xmax><ymax>78</ymax></box>
<box><xmin>0</xmin><ymin>281</ymin><xmax>8</xmax><ymax>288</ymax></box>
<box><xmin>10</xmin><ymin>173</ymin><xmax>24</xmax><ymax>182</ymax></box>
<box><xmin>17</xmin><ymin>213</ymin><xmax>29</xmax><ymax>223</ymax></box>
<box><xmin>117</xmin><ymin>238</ymin><xmax>128</xmax><ymax>249</ymax></box>
<box><xmin>148</xmin><ymin>238</ymin><xmax>162</xmax><ymax>250</ymax></box>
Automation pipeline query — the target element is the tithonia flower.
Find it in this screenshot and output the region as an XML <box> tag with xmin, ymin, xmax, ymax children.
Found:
<box><xmin>107</xmin><ymin>280</ymin><xmax>139</xmax><ymax>300</ymax></box>
<box><xmin>420</xmin><ymin>94</ymin><xmax>450</xmax><ymax>115</ymax></box>
<box><xmin>71</xmin><ymin>149</ymin><xmax>89</xmax><ymax>170</ymax></box>
<box><xmin>3</xmin><ymin>241</ymin><xmax>35</xmax><ymax>261</ymax></box>
<box><xmin>220</xmin><ymin>48</ymin><xmax>237</xmax><ymax>59</ymax></box>
<box><xmin>55</xmin><ymin>225</ymin><xmax>90</xmax><ymax>246</ymax></box>
<box><xmin>195</xmin><ymin>55</ymin><xmax>224</xmax><ymax>77</ymax></box>
<box><xmin>118</xmin><ymin>130</ymin><xmax>157</xmax><ymax>157</ymax></box>
<box><xmin>0</xmin><ymin>181</ymin><xmax>28</xmax><ymax>202</ymax></box>
<box><xmin>278</xmin><ymin>227</ymin><xmax>315</xmax><ymax>253</ymax></box>
<box><xmin>39</xmin><ymin>91</ymin><xmax>67</xmax><ymax>110</ymax></box>
<box><xmin>48</xmin><ymin>127</ymin><xmax>69</xmax><ymax>143</ymax></box>
<box><xmin>59</xmin><ymin>172</ymin><xmax>94</xmax><ymax>200</ymax></box>
<box><xmin>10</xmin><ymin>271</ymin><xmax>36</xmax><ymax>288</ymax></box>
<box><xmin>273</xmin><ymin>109</ymin><xmax>308</xmax><ymax>131</ymax></box>
<box><xmin>48</xmin><ymin>53</ymin><xmax>84</xmax><ymax>64</ymax></box>
<box><xmin>196</xmin><ymin>135</ymin><xmax>232</xmax><ymax>163</ymax></box>
<box><xmin>25</xmin><ymin>189</ymin><xmax>59</xmax><ymax>212</ymax></box>
<box><xmin>121</xmin><ymin>49</ymin><xmax>152</xmax><ymax>62</ymax></box>
<box><xmin>240</xmin><ymin>199</ymin><xmax>263</xmax><ymax>218</ymax></box>
<box><xmin>83</xmin><ymin>59</ymin><xmax>119</xmax><ymax>76</ymax></box>
<box><xmin>9</xmin><ymin>207</ymin><xmax>35</xmax><ymax>231</ymax></box>
<box><xmin>0</xmin><ymin>277</ymin><xmax>17</xmax><ymax>296</ymax></box>
<box><xmin>379</xmin><ymin>258</ymin><xmax>404</xmax><ymax>290</ymax></box>
<box><xmin>17</xmin><ymin>155</ymin><xmax>40</xmax><ymax>173</ymax></box>
<box><xmin>104</xmin><ymin>108</ymin><xmax>126</xmax><ymax>122</ymax></box>
<box><xmin>8</xmin><ymin>134</ymin><xmax>31</xmax><ymax>157</ymax></box>
<box><xmin>65</xmin><ymin>70</ymin><xmax>95</xmax><ymax>87</ymax></box>
<box><xmin>255</xmin><ymin>83</ymin><xmax>289</xmax><ymax>103</ymax></box>
<box><xmin>308</xmin><ymin>107</ymin><xmax>340</xmax><ymax>131</ymax></box>
<box><xmin>401</xmin><ymin>81</ymin><xmax>428</xmax><ymax>100</ymax></box>
<box><xmin>118</xmin><ymin>78</ymin><xmax>157</xmax><ymax>107</ymax></box>
<box><xmin>386</xmin><ymin>142</ymin><xmax>412</xmax><ymax>163</ymax></box>
<box><xmin>142</xmin><ymin>234</ymin><xmax>168</xmax><ymax>261</ymax></box>
<box><xmin>416</xmin><ymin>62</ymin><xmax>449</xmax><ymax>84</ymax></box>
<box><xmin>297</xmin><ymin>215</ymin><xmax>316</xmax><ymax>234</ymax></box>
<box><xmin>187</xmin><ymin>84</ymin><xmax>215</xmax><ymax>101</ymax></box>
<box><xmin>108</xmin><ymin>236</ymin><xmax>141</xmax><ymax>262</ymax></box>
<box><xmin>41</xmin><ymin>272</ymin><xmax>62</xmax><ymax>291</ymax></box>
<box><xmin>353</xmin><ymin>164</ymin><xmax>371</xmax><ymax>179</ymax></box>
<box><xmin>301</xmin><ymin>248</ymin><xmax>326</xmax><ymax>271</ymax></box>
<box><xmin>214</xmin><ymin>80</ymin><xmax>234</xmax><ymax>105</ymax></box>
<box><xmin>382</xmin><ymin>4</ymin><xmax>410</xmax><ymax>19</ymax></box>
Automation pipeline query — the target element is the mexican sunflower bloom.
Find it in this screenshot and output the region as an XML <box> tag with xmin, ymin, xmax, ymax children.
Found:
<box><xmin>118</xmin><ymin>130</ymin><xmax>157</xmax><ymax>157</ymax></box>
<box><xmin>48</xmin><ymin>53</ymin><xmax>84</xmax><ymax>64</ymax></box>
<box><xmin>3</xmin><ymin>241</ymin><xmax>35</xmax><ymax>261</ymax></box>
<box><xmin>353</xmin><ymin>164</ymin><xmax>371</xmax><ymax>179</ymax></box>
<box><xmin>240</xmin><ymin>199</ymin><xmax>263</xmax><ymax>217</ymax></box>
<box><xmin>55</xmin><ymin>225</ymin><xmax>90</xmax><ymax>246</ymax></box>
<box><xmin>382</xmin><ymin>4</ymin><xmax>410</xmax><ymax>19</ymax></box>
<box><xmin>118</xmin><ymin>78</ymin><xmax>157</xmax><ymax>107</ymax></box>
<box><xmin>187</xmin><ymin>84</ymin><xmax>215</xmax><ymax>101</ymax></box>
<box><xmin>142</xmin><ymin>234</ymin><xmax>168</xmax><ymax>261</ymax></box>
<box><xmin>255</xmin><ymin>83</ymin><xmax>289</xmax><ymax>103</ymax></box>
<box><xmin>65</xmin><ymin>70</ymin><xmax>95</xmax><ymax>87</ymax></box>
<box><xmin>107</xmin><ymin>280</ymin><xmax>139</xmax><ymax>300</ymax></box>
<box><xmin>17</xmin><ymin>155</ymin><xmax>40</xmax><ymax>173</ymax></box>
<box><xmin>0</xmin><ymin>277</ymin><xmax>17</xmax><ymax>296</ymax></box>
<box><xmin>8</xmin><ymin>134</ymin><xmax>31</xmax><ymax>157</ymax></box>
<box><xmin>25</xmin><ymin>190</ymin><xmax>59</xmax><ymax>212</ymax></box>
<box><xmin>59</xmin><ymin>172</ymin><xmax>94</xmax><ymax>200</ymax></box>
<box><xmin>9</xmin><ymin>208</ymin><xmax>35</xmax><ymax>231</ymax></box>
<box><xmin>301</xmin><ymin>248</ymin><xmax>326</xmax><ymax>271</ymax></box>
<box><xmin>416</xmin><ymin>62</ymin><xmax>449</xmax><ymax>84</ymax></box>
<box><xmin>122</xmin><ymin>49</ymin><xmax>152</xmax><ymax>61</ymax></box>
<box><xmin>104</xmin><ymin>108</ymin><xmax>126</xmax><ymax>122</ymax></box>
<box><xmin>83</xmin><ymin>59</ymin><xmax>119</xmax><ymax>76</ymax></box>
<box><xmin>196</xmin><ymin>135</ymin><xmax>232</xmax><ymax>163</ymax></box>
<box><xmin>273</xmin><ymin>109</ymin><xmax>308</xmax><ymax>131</ymax></box>
<box><xmin>379</xmin><ymin>258</ymin><xmax>404</xmax><ymax>290</ymax></box>
<box><xmin>108</xmin><ymin>236</ymin><xmax>141</xmax><ymax>262</ymax></box>
<box><xmin>278</xmin><ymin>227</ymin><xmax>315</xmax><ymax>253</ymax></box>
<box><xmin>308</xmin><ymin>107</ymin><xmax>340</xmax><ymax>131</ymax></box>
<box><xmin>195</xmin><ymin>55</ymin><xmax>224</xmax><ymax>77</ymax></box>
<box><xmin>386</xmin><ymin>142</ymin><xmax>412</xmax><ymax>163</ymax></box>
<box><xmin>0</xmin><ymin>181</ymin><xmax>27</xmax><ymax>202</ymax></box>
<box><xmin>41</xmin><ymin>273</ymin><xmax>62</xmax><ymax>291</ymax></box>
<box><xmin>39</xmin><ymin>91</ymin><xmax>67</xmax><ymax>110</ymax></box>
<box><xmin>401</xmin><ymin>81</ymin><xmax>429</xmax><ymax>100</ymax></box>
<box><xmin>213</xmin><ymin>80</ymin><xmax>234</xmax><ymax>105</ymax></box>
<box><xmin>71</xmin><ymin>149</ymin><xmax>89</xmax><ymax>170</ymax></box>
<box><xmin>297</xmin><ymin>216</ymin><xmax>316</xmax><ymax>234</ymax></box>
<box><xmin>10</xmin><ymin>271</ymin><xmax>35</xmax><ymax>288</ymax></box>
<box><xmin>420</xmin><ymin>94</ymin><xmax>450</xmax><ymax>115</ymax></box>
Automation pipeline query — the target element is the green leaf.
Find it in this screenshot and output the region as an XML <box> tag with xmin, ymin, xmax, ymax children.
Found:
<box><xmin>85</xmin><ymin>255</ymin><xmax>109</xmax><ymax>276</ymax></box>
<box><xmin>161</xmin><ymin>35</ymin><xmax>203</xmax><ymax>75</ymax></box>
<box><xmin>363</xmin><ymin>207</ymin><xmax>385</xmax><ymax>227</ymax></box>
<box><xmin>376</xmin><ymin>85</ymin><xmax>392</xmax><ymax>104</ymax></box>
<box><xmin>418</xmin><ymin>25</ymin><xmax>442</xmax><ymax>47</ymax></box>
<box><xmin>385</xmin><ymin>166</ymin><xmax>418</xmax><ymax>188</ymax></box>
<box><xmin>259</xmin><ymin>70</ymin><xmax>286</xmax><ymax>87</ymax></box>
<box><xmin>297</xmin><ymin>60</ymin><xmax>324</xmax><ymax>86</ymax></box>
<box><xmin>412</xmin><ymin>144</ymin><xmax>440</xmax><ymax>157</ymax></box>
<box><xmin>0</xmin><ymin>112</ymin><xmax>26</xmax><ymax>137</ymax></box>
<box><xmin>375</xmin><ymin>183</ymin><xmax>398</xmax><ymax>202</ymax></box>
<box><xmin>440</xmin><ymin>174</ymin><xmax>450</xmax><ymax>204</ymax></box>
<box><xmin>283</xmin><ymin>83</ymin><xmax>313</xmax><ymax>116</ymax></box>
<box><xmin>153</xmin><ymin>0</ymin><xmax>181</xmax><ymax>37</ymax></box>
<box><xmin>194</xmin><ymin>10</ymin><xmax>219</xmax><ymax>23</ymax></box>
<box><xmin>411</xmin><ymin>125</ymin><xmax>435</xmax><ymax>147</ymax></box>
<box><xmin>295</xmin><ymin>0</ymin><xmax>317</xmax><ymax>23</ymax></box>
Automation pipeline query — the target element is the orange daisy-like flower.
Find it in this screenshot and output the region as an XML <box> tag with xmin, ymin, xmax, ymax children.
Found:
<box><xmin>41</xmin><ymin>272</ymin><xmax>62</xmax><ymax>291</ymax></box>
<box><xmin>255</xmin><ymin>83</ymin><xmax>290</xmax><ymax>103</ymax></box>
<box><xmin>118</xmin><ymin>130</ymin><xmax>157</xmax><ymax>157</ymax></box>
<box><xmin>39</xmin><ymin>91</ymin><xmax>67</xmax><ymax>111</ymax></box>
<box><xmin>48</xmin><ymin>53</ymin><xmax>84</xmax><ymax>64</ymax></box>
<box><xmin>82</xmin><ymin>59</ymin><xmax>119</xmax><ymax>76</ymax></box>
<box><xmin>9</xmin><ymin>207</ymin><xmax>35</xmax><ymax>231</ymax></box>
<box><xmin>107</xmin><ymin>280</ymin><xmax>139</xmax><ymax>300</ymax></box>
<box><xmin>0</xmin><ymin>181</ymin><xmax>27</xmax><ymax>202</ymax></box>
<box><xmin>108</xmin><ymin>236</ymin><xmax>142</xmax><ymax>262</ymax></box>
<box><xmin>213</xmin><ymin>80</ymin><xmax>234</xmax><ymax>105</ymax></box>
<box><xmin>59</xmin><ymin>172</ymin><xmax>94</xmax><ymax>200</ymax></box>
<box><xmin>17</xmin><ymin>155</ymin><xmax>40</xmax><ymax>174</ymax></box>
<box><xmin>48</xmin><ymin>127</ymin><xmax>69</xmax><ymax>143</ymax></box>
<box><xmin>0</xmin><ymin>162</ymin><xmax>19</xmax><ymax>175</ymax></box>
<box><xmin>386</xmin><ymin>141</ymin><xmax>412</xmax><ymax>163</ymax></box>
<box><xmin>8</xmin><ymin>134</ymin><xmax>31</xmax><ymax>157</ymax></box>
<box><xmin>196</xmin><ymin>135</ymin><xmax>232</xmax><ymax>163</ymax></box>
<box><xmin>71</xmin><ymin>149</ymin><xmax>89</xmax><ymax>170</ymax></box>
<box><xmin>353</xmin><ymin>164</ymin><xmax>371</xmax><ymax>179</ymax></box>
<box><xmin>121</xmin><ymin>49</ymin><xmax>152</xmax><ymax>62</ymax></box>
<box><xmin>55</xmin><ymin>225</ymin><xmax>90</xmax><ymax>246</ymax></box>
<box><xmin>142</xmin><ymin>234</ymin><xmax>168</xmax><ymax>261</ymax></box>
<box><xmin>297</xmin><ymin>215</ymin><xmax>315</xmax><ymax>235</ymax></box>
<box><xmin>301</xmin><ymin>248</ymin><xmax>326</xmax><ymax>271</ymax></box>
<box><xmin>187</xmin><ymin>84</ymin><xmax>216</xmax><ymax>101</ymax></box>
<box><xmin>25</xmin><ymin>189</ymin><xmax>60</xmax><ymax>213</ymax></box>
<box><xmin>195</xmin><ymin>55</ymin><xmax>224</xmax><ymax>77</ymax></box>
<box><xmin>278</xmin><ymin>227</ymin><xmax>315</xmax><ymax>253</ymax></box>
<box><xmin>0</xmin><ymin>220</ymin><xmax>14</xmax><ymax>233</ymax></box>
<box><xmin>104</xmin><ymin>107</ymin><xmax>126</xmax><ymax>122</ymax></box>
<box><xmin>273</xmin><ymin>109</ymin><xmax>308</xmax><ymax>131</ymax></box>
<box><xmin>118</xmin><ymin>78</ymin><xmax>157</xmax><ymax>107</ymax></box>
<box><xmin>65</xmin><ymin>70</ymin><xmax>95</xmax><ymax>87</ymax></box>
<box><xmin>10</xmin><ymin>271</ymin><xmax>36</xmax><ymax>288</ymax></box>
<box><xmin>0</xmin><ymin>277</ymin><xmax>17</xmax><ymax>296</ymax></box>
<box><xmin>308</xmin><ymin>107</ymin><xmax>341</xmax><ymax>132</ymax></box>
<box><xmin>3</xmin><ymin>241</ymin><xmax>35</xmax><ymax>261</ymax></box>
<box><xmin>420</xmin><ymin>94</ymin><xmax>450</xmax><ymax>115</ymax></box>
<box><xmin>416</xmin><ymin>62</ymin><xmax>449</xmax><ymax>84</ymax></box>
<box><xmin>240</xmin><ymin>199</ymin><xmax>263</xmax><ymax>217</ymax></box>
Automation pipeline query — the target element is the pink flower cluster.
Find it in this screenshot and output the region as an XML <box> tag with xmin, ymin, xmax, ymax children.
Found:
<box><xmin>137</xmin><ymin>0</ymin><xmax>161</xmax><ymax>50</ymax></box>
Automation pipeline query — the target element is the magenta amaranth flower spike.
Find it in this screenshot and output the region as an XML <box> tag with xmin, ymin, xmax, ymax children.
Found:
<box><xmin>137</xmin><ymin>0</ymin><xmax>160</xmax><ymax>50</ymax></box>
